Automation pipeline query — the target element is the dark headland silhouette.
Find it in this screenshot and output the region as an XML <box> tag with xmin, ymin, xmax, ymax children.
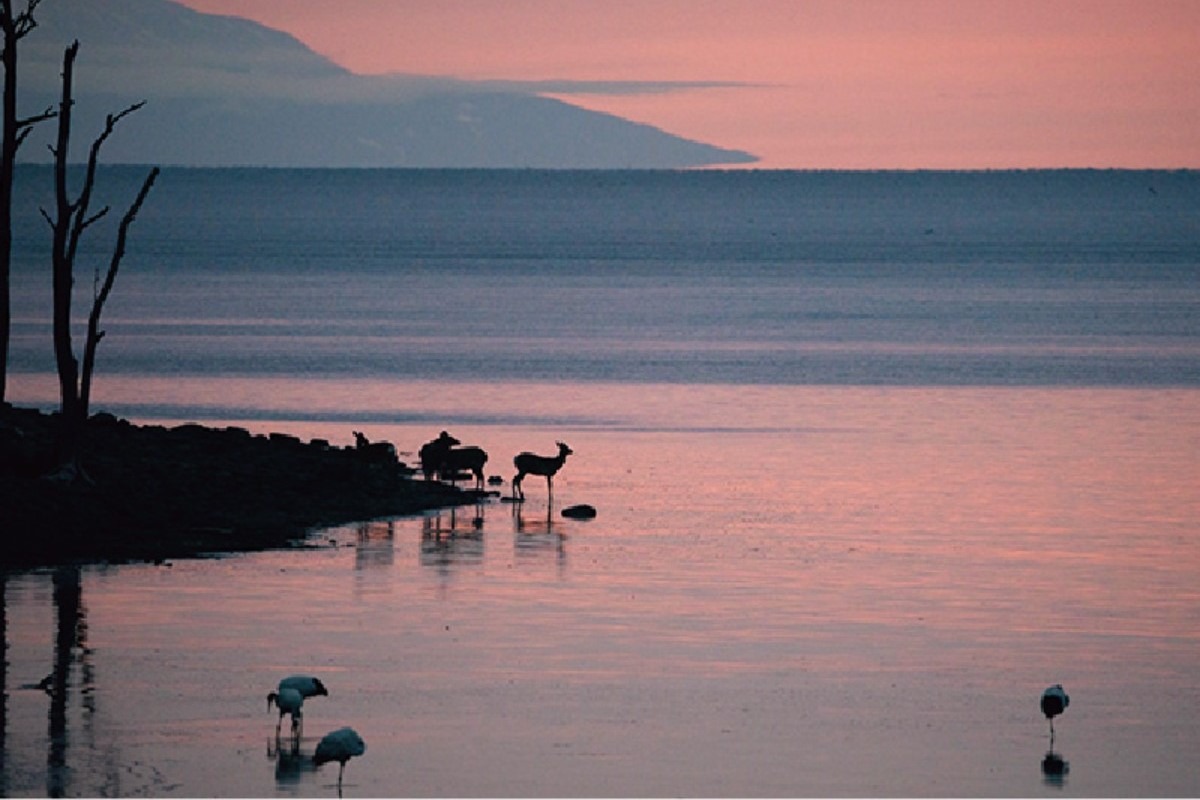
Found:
<box><xmin>0</xmin><ymin>405</ymin><xmax>472</xmax><ymax>569</ymax></box>
<box><xmin>17</xmin><ymin>0</ymin><xmax>757</xmax><ymax>169</ymax></box>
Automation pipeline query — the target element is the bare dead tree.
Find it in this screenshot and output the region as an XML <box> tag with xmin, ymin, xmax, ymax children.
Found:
<box><xmin>0</xmin><ymin>0</ymin><xmax>54</xmax><ymax>404</ymax></box>
<box><xmin>42</xmin><ymin>40</ymin><xmax>157</xmax><ymax>476</ymax></box>
<box><xmin>80</xmin><ymin>168</ymin><xmax>157</xmax><ymax>414</ymax></box>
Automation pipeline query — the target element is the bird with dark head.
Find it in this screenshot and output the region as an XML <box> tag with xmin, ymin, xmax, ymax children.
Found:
<box><xmin>314</xmin><ymin>726</ymin><xmax>367</xmax><ymax>790</ymax></box>
<box><xmin>278</xmin><ymin>674</ymin><xmax>329</xmax><ymax>699</ymax></box>
<box><xmin>1041</xmin><ymin>684</ymin><xmax>1069</xmax><ymax>741</ymax></box>
<box><xmin>267</xmin><ymin>675</ymin><xmax>328</xmax><ymax>741</ymax></box>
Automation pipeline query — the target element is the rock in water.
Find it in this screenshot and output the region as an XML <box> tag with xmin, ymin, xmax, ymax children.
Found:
<box><xmin>561</xmin><ymin>504</ymin><xmax>597</xmax><ymax>519</ymax></box>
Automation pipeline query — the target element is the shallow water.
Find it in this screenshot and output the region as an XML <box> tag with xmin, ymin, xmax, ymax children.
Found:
<box><xmin>4</xmin><ymin>167</ymin><xmax>1198</xmax><ymax>795</ymax></box>
<box><xmin>3</xmin><ymin>385</ymin><xmax>1198</xmax><ymax>797</ymax></box>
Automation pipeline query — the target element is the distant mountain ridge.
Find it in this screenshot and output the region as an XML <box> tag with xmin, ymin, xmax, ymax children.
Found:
<box><xmin>15</xmin><ymin>0</ymin><xmax>756</xmax><ymax>168</ymax></box>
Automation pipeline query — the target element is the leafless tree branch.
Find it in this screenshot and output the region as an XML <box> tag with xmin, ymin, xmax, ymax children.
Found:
<box><xmin>80</xmin><ymin>167</ymin><xmax>158</xmax><ymax>412</ymax></box>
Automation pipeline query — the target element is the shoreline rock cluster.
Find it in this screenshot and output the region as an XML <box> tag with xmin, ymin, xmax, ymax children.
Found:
<box><xmin>0</xmin><ymin>404</ymin><xmax>469</xmax><ymax>570</ymax></box>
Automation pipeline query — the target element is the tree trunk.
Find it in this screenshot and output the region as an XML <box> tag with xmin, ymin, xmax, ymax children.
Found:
<box><xmin>50</xmin><ymin>42</ymin><xmax>82</xmax><ymax>465</ymax></box>
<box><xmin>44</xmin><ymin>40</ymin><xmax>152</xmax><ymax>478</ymax></box>
<box><xmin>1</xmin><ymin>1</ymin><xmax>51</xmax><ymax>406</ymax></box>
<box><xmin>0</xmin><ymin>2</ymin><xmax>20</xmax><ymax>405</ymax></box>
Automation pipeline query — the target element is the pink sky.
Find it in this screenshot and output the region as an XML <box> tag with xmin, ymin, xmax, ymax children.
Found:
<box><xmin>177</xmin><ymin>0</ymin><xmax>1198</xmax><ymax>169</ymax></box>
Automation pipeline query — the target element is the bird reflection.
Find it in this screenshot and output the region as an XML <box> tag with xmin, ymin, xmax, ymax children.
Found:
<box><xmin>267</xmin><ymin>734</ymin><xmax>318</xmax><ymax>791</ymax></box>
<box><xmin>1041</xmin><ymin>748</ymin><xmax>1069</xmax><ymax>788</ymax></box>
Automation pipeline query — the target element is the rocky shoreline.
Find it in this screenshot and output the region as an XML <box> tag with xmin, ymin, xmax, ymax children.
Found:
<box><xmin>0</xmin><ymin>404</ymin><xmax>470</xmax><ymax>570</ymax></box>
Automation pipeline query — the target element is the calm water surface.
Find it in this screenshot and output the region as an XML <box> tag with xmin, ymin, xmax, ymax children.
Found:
<box><xmin>3</xmin><ymin>169</ymin><xmax>1198</xmax><ymax>796</ymax></box>
<box><xmin>3</xmin><ymin>385</ymin><xmax>1198</xmax><ymax>797</ymax></box>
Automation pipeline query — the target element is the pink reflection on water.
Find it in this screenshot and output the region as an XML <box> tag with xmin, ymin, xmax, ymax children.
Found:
<box><xmin>2</xmin><ymin>385</ymin><xmax>1198</xmax><ymax>795</ymax></box>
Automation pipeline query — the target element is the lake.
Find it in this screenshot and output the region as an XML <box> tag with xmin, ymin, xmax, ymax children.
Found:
<box><xmin>2</xmin><ymin>168</ymin><xmax>1198</xmax><ymax>796</ymax></box>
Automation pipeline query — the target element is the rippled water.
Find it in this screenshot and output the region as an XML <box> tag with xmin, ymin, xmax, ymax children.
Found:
<box><xmin>3</xmin><ymin>385</ymin><xmax>1198</xmax><ymax>796</ymax></box>
<box><xmin>4</xmin><ymin>168</ymin><xmax>1197</xmax><ymax>795</ymax></box>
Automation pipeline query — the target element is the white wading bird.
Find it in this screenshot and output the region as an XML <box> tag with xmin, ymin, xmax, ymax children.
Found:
<box><xmin>1040</xmin><ymin>684</ymin><xmax>1070</xmax><ymax>741</ymax></box>
<box><xmin>267</xmin><ymin>686</ymin><xmax>305</xmax><ymax>739</ymax></box>
<box><xmin>314</xmin><ymin>727</ymin><xmax>367</xmax><ymax>789</ymax></box>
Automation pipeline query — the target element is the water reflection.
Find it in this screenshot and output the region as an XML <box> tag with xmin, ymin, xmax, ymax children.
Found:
<box><xmin>48</xmin><ymin>567</ymin><xmax>85</xmax><ymax>798</ymax></box>
<box><xmin>0</xmin><ymin>566</ymin><xmax>128</xmax><ymax>798</ymax></box>
<box><xmin>420</xmin><ymin>504</ymin><xmax>487</xmax><ymax>583</ymax></box>
<box><xmin>267</xmin><ymin>734</ymin><xmax>320</xmax><ymax>796</ymax></box>
<box><xmin>354</xmin><ymin>520</ymin><xmax>396</xmax><ymax>570</ymax></box>
<box><xmin>512</xmin><ymin>503</ymin><xmax>567</xmax><ymax>575</ymax></box>
<box><xmin>1</xmin><ymin>574</ymin><xmax>7</xmax><ymax>799</ymax></box>
<box><xmin>1041</xmin><ymin>748</ymin><xmax>1070</xmax><ymax>788</ymax></box>
<box><xmin>421</xmin><ymin>500</ymin><xmax>487</xmax><ymax>538</ymax></box>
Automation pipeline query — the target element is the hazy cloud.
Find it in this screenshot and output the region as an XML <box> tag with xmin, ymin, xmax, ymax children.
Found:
<box><xmin>461</xmin><ymin>79</ymin><xmax>760</xmax><ymax>97</ymax></box>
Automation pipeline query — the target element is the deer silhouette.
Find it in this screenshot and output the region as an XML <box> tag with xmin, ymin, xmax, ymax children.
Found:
<box><xmin>419</xmin><ymin>431</ymin><xmax>459</xmax><ymax>480</ymax></box>
<box><xmin>512</xmin><ymin>441</ymin><xmax>573</xmax><ymax>501</ymax></box>
<box><xmin>419</xmin><ymin>431</ymin><xmax>488</xmax><ymax>489</ymax></box>
<box><xmin>441</xmin><ymin>445</ymin><xmax>488</xmax><ymax>490</ymax></box>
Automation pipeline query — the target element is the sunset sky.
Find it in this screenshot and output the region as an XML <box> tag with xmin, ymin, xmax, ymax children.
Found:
<box><xmin>178</xmin><ymin>1</ymin><xmax>1198</xmax><ymax>169</ymax></box>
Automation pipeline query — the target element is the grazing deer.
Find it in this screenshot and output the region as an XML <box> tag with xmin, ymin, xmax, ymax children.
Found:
<box><xmin>512</xmin><ymin>441</ymin><xmax>573</xmax><ymax>501</ymax></box>
<box><xmin>441</xmin><ymin>445</ymin><xmax>489</xmax><ymax>490</ymax></box>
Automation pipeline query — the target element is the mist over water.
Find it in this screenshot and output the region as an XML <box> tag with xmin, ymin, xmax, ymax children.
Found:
<box><xmin>3</xmin><ymin>169</ymin><xmax>1199</xmax><ymax>796</ymax></box>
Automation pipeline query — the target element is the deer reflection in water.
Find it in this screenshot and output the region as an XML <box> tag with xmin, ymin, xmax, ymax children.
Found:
<box><xmin>512</xmin><ymin>502</ymin><xmax>567</xmax><ymax>575</ymax></box>
<box><xmin>420</xmin><ymin>502</ymin><xmax>488</xmax><ymax>575</ymax></box>
<box><xmin>355</xmin><ymin>520</ymin><xmax>396</xmax><ymax>570</ymax></box>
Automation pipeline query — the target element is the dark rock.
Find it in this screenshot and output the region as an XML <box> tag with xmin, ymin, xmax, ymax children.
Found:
<box><xmin>268</xmin><ymin>432</ymin><xmax>301</xmax><ymax>445</ymax></box>
<box><xmin>561</xmin><ymin>504</ymin><xmax>597</xmax><ymax>519</ymax></box>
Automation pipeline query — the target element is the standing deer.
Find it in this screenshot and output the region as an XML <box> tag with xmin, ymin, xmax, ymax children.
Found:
<box><xmin>512</xmin><ymin>441</ymin><xmax>573</xmax><ymax>501</ymax></box>
<box><xmin>419</xmin><ymin>431</ymin><xmax>488</xmax><ymax>489</ymax></box>
<box><xmin>419</xmin><ymin>431</ymin><xmax>459</xmax><ymax>480</ymax></box>
<box><xmin>441</xmin><ymin>445</ymin><xmax>489</xmax><ymax>490</ymax></box>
